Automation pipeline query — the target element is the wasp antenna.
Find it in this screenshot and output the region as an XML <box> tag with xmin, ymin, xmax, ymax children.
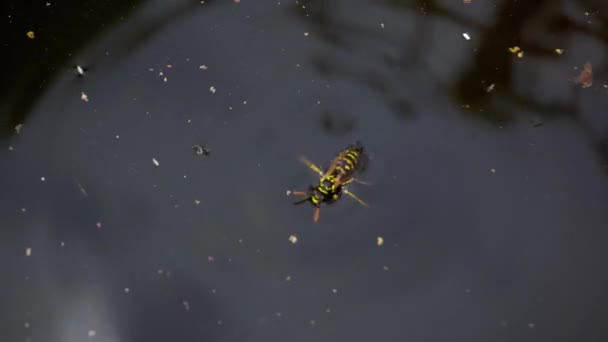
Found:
<box><xmin>314</xmin><ymin>207</ymin><xmax>321</xmax><ymax>222</ymax></box>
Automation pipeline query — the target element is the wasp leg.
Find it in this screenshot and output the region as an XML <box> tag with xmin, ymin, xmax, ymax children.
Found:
<box><xmin>352</xmin><ymin>178</ymin><xmax>372</xmax><ymax>186</ymax></box>
<box><xmin>314</xmin><ymin>206</ymin><xmax>321</xmax><ymax>222</ymax></box>
<box><xmin>289</xmin><ymin>190</ymin><xmax>309</xmax><ymax>196</ymax></box>
<box><xmin>298</xmin><ymin>156</ymin><xmax>324</xmax><ymax>177</ymax></box>
<box><xmin>343</xmin><ymin>188</ymin><xmax>369</xmax><ymax>207</ymax></box>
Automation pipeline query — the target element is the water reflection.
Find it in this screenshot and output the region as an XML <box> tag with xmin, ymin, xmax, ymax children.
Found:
<box><xmin>2</xmin><ymin>1</ymin><xmax>608</xmax><ymax>341</ymax></box>
<box><xmin>292</xmin><ymin>0</ymin><xmax>608</xmax><ymax>170</ymax></box>
<box><xmin>0</xmin><ymin>0</ymin><xmax>212</xmax><ymax>139</ymax></box>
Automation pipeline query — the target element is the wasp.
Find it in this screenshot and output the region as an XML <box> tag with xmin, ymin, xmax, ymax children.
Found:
<box><xmin>290</xmin><ymin>141</ymin><xmax>370</xmax><ymax>222</ymax></box>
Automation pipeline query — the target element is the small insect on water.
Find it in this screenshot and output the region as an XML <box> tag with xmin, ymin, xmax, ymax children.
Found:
<box><xmin>289</xmin><ymin>141</ymin><xmax>370</xmax><ymax>223</ymax></box>
<box><xmin>192</xmin><ymin>144</ymin><xmax>211</xmax><ymax>156</ymax></box>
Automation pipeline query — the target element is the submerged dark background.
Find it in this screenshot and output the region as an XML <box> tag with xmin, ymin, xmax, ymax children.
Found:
<box><xmin>2</xmin><ymin>0</ymin><xmax>608</xmax><ymax>341</ymax></box>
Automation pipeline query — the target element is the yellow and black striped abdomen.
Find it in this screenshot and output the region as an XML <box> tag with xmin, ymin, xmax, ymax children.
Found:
<box><xmin>326</xmin><ymin>143</ymin><xmax>365</xmax><ymax>184</ymax></box>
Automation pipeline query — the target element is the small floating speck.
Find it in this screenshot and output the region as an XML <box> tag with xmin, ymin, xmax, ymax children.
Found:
<box><xmin>40</xmin><ymin>177</ymin><xmax>45</xmax><ymax>182</ymax></box>
<box><xmin>199</xmin><ymin>64</ymin><xmax>208</xmax><ymax>70</ymax></box>
<box><xmin>192</xmin><ymin>144</ymin><xmax>211</xmax><ymax>156</ymax></box>
<box><xmin>152</xmin><ymin>158</ymin><xmax>160</xmax><ymax>166</ymax></box>
<box><xmin>304</xmin><ymin>32</ymin><xmax>309</xmax><ymax>36</ymax></box>
<box><xmin>87</xmin><ymin>330</ymin><xmax>96</xmax><ymax>337</ymax></box>
<box><xmin>491</xmin><ymin>169</ymin><xmax>496</xmax><ymax>173</ymax></box>
<box><xmin>209</xmin><ymin>86</ymin><xmax>216</xmax><ymax>94</ymax></box>
<box><xmin>462</xmin><ymin>32</ymin><xmax>471</xmax><ymax>40</ymax></box>
<box><xmin>286</xmin><ymin>190</ymin><xmax>292</xmax><ymax>196</ymax></box>
<box><xmin>331</xmin><ymin>288</ymin><xmax>338</xmax><ymax>294</ymax></box>
<box><xmin>380</xmin><ymin>22</ymin><xmax>385</xmax><ymax>29</ymax></box>
<box><xmin>76</xmin><ymin>65</ymin><xmax>85</xmax><ymax>76</ymax></box>
<box><xmin>14</xmin><ymin>123</ymin><xmax>23</xmax><ymax>134</ymax></box>
<box><xmin>96</xmin><ymin>221</ymin><xmax>102</xmax><ymax>229</ymax></box>
<box><xmin>486</xmin><ymin>83</ymin><xmax>495</xmax><ymax>93</ymax></box>
<box><xmin>25</xmin><ymin>247</ymin><xmax>32</xmax><ymax>256</ymax></box>
<box><xmin>376</xmin><ymin>236</ymin><xmax>384</xmax><ymax>246</ymax></box>
<box><xmin>288</xmin><ymin>235</ymin><xmax>298</xmax><ymax>244</ymax></box>
<box><xmin>26</xmin><ymin>31</ymin><xmax>35</xmax><ymax>39</ymax></box>
<box><xmin>555</xmin><ymin>48</ymin><xmax>564</xmax><ymax>55</ymax></box>
<box><xmin>80</xmin><ymin>92</ymin><xmax>89</xmax><ymax>102</ymax></box>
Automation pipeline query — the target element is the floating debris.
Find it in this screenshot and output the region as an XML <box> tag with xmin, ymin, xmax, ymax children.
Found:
<box><xmin>183</xmin><ymin>300</ymin><xmax>191</xmax><ymax>311</ymax></box>
<box><xmin>331</xmin><ymin>288</ymin><xmax>338</xmax><ymax>294</ymax></box>
<box><xmin>152</xmin><ymin>158</ymin><xmax>160</xmax><ymax>166</ymax></box>
<box><xmin>96</xmin><ymin>221</ymin><xmax>102</xmax><ymax>229</ymax></box>
<box><xmin>209</xmin><ymin>86</ymin><xmax>216</xmax><ymax>94</ymax></box>
<box><xmin>486</xmin><ymin>83</ymin><xmax>495</xmax><ymax>93</ymax></box>
<box><xmin>199</xmin><ymin>64</ymin><xmax>208</xmax><ymax>70</ymax></box>
<box><xmin>88</xmin><ymin>330</ymin><xmax>96</xmax><ymax>337</ymax></box>
<box><xmin>80</xmin><ymin>92</ymin><xmax>89</xmax><ymax>102</ymax></box>
<box><xmin>192</xmin><ymin>144</ymin><xmax>211</xmax><ymax>156</ymax></box>
<box><xmin>575</xmin><ymin>62</ymin><xmax>593</xmax><ymax>88</ymax></box>
<box><xmin>288</xmin><ymin>235</ymin><xmax>298</xmax><ymax>244</ymax></box>
<box><xmin>76</xmin><ymin>180</ymin><xmax>88</xmax><ymax>197</ymax></box>
<box><xmin>380</xmin><ymin>22</ymin><xmax>385</xmax><ymax>29</ymax></box>
<box><xmin>376</xmin><ymin>236</ymin><xmax>384</xmax><ymax>246</ymax></box>
<box><xmin>491</xmin><ymin>169</ymin><xmax>496</xmax><ymax>173</ymax></box>
<box><xmin>25</xmin><ymin>247</ymin><xmax>32</xmax><ymax>256</ymax></box>
<box><xmin>285</xmin><ymin>190</ymin><xmax>292</xmax><ymax>196</ymax></box>
<box><xmin>26</xmin><ymin>31</ymin><xmax>35</xmax><ymax>39</ymax></box>
<box><xmin>508</xmin><ymin>46</ymin><xmax>524</xmax><ymax>58</ymax></box>
<box><xmin>462</xmin><ymin>32</ymin><xmax>471</xmax><ymax>40</ymax></box>
<box><xmin>14</xmin><ymin>123</ymin><xmax>23</xmax><ymax>134</ymax></box>
<box><xmin>75</xmin><ymin>65</ymin><xmax>86</xmax><ymax>77</ymax></box>
<box><xmin>304</xmin><ymin>32</ymin><xmax>309</xmax><ymax>36</ymax></box>
<box><xmin>555</xmin><ymin>48</ymin><xmax>564</xmax><ymax>55</ymax></box>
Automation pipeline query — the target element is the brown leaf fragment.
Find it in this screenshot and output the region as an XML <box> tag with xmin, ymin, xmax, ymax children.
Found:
<box><xmin>575</xmin><ymin>63</ymin><xmax>593</xmax><ymax>88</ymax></box>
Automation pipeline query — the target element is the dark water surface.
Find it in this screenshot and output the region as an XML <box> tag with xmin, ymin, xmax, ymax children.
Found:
<box><xmin>2</xmin><ymin>0</ymin><xmax>608</xmax><ymax>341</ymax></box>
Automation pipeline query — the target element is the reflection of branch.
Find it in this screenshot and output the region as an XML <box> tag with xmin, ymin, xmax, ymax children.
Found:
<box><xmin>451</xmin><ymin>0</ymin><xmax>550</xmax><ymax>112</ymax></box>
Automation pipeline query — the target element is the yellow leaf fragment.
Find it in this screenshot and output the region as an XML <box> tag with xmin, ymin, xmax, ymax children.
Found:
<box><xmin>26</xmin><ymin>31</ymin><xmax>35</xmax><ymax>39</ymax></box>
<box><xmin>508</xmin><ymin>46</ymin><xmax>521</xmax><ymax>53</ymax></box>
